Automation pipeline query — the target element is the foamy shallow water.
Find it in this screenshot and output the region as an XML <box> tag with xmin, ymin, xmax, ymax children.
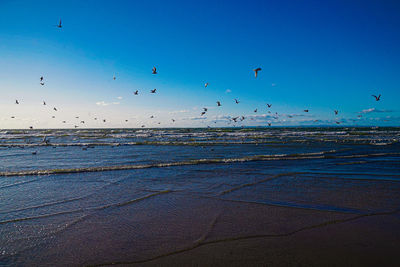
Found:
<box><xmin>1</xmin><ymin>127</ymin><xmax>400</xmax><ymax>266</ymax></box>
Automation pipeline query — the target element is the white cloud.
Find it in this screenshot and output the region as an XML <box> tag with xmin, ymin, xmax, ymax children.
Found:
<box><xmin>169</xmin><ymin>110</ymin><xmax>189</xmax><ymax>114</ymax></box>
<box><xmin>96</xmin><ymin>101</ymin><xmax>120</xmax><ymax>106</ymax></box>
<box><xmin>360</xmin><ymin>108</ymin><xmax>392</xmax><ymax>114</ymax></box>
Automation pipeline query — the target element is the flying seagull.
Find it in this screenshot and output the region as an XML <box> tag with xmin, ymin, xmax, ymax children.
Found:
<box><xmin>150</xmin><ymin>89</ymin><xmax>157</xmax><ymax>93</ymax></box>
<box><xmin>57</xmin><ymin>19</ymin><xmax>62</xmax><ymax>28</ymax></box>
<box><xmin>232</xmin><ymin>117</ymin><xmax>239</xmax><ymax>122</ymax></box>
<box><xmin>40</xmin><ymin>82</ymin><xmax>45</xmax><ymax>86</ymax></box>
<box><xmin>152</xmin><ymin>67</ymin><xmax>157</xmax><ymax>74</ymax></box>
<box><xmin>43</xmin><ymin>101</ymin><xmax>46</xmax><ymax>105</ymax></box>
<box><xmin>15</xmin><ymin>100</ymin><xmax>19</xmax><ymax>104</ymax></box>
<box><xmin>267</xmin><ymin>104</ymin><xmax>272</xmax><ymax>108</ymax></box>
<box><xmin>372</xmin><ymin>94</ymin><xmax>381</xmax><ymax>101</ymax></box>
<box><xmin>334</xmin><ymin>110</ymin><xmax>339</xmax><ymax>115</ymax></box>
<box><xmin>40</xmin><ymin>76</ymin><xmax>43</xmax><ymax>81</ymax></box>
<box><xmin>134</xmin><ymin>90</ymin><xmax>138</xmax><ymax>95</ymax></box>
<box><xmin>53</xmin><ymin>107</ymin><xmax>57</xmax><ymax>111</ymax></box>
<box><xmin>235</xmin><ymin>99</ymin><xmax>240</xmax><ymax>104</ymax></box>
<box><xmin>201</xmin><ymin>111</ymin><xmax>206</xmax><ymax>116</ymax></box>
<box><xmin>217</xmin><ymin>101</ymin><xmax>221</xmax><ymax>106</ymax></box>
<box><xmin>150</xmin><ymin>115</ymin><xmax>154</xmax><ymax>118</ymax></box>
<box><xmin>203</xmin><ymin>108</ymin><xmax>208</xmax><ymax>112</ymax></box>
<box><xmin>253</xmin><ymin>67</ymin><xmax>261</xmax><ymax>78</ymax></box>
<box><xmin>254</xmin><ymin>109</ymin><xmax>257</xmax><ymax>112</ymax></box>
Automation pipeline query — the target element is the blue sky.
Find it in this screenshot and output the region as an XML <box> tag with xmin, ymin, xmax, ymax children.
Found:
<box><xmin>0</xmin><ymin>0</ymin><xmax>399</xmax><ymax>128</ymax></box>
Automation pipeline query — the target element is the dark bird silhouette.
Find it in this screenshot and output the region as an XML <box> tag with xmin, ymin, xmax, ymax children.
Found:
<box><xmin>52</xmin><ymin>116</ymin><xmax>55</xmax><ymax>118</ymax></box>
<box><xmin>232</xmin><ymin>117</ymin><xmax>239</xmax><ymax>122</ymax></box>
<box><xmin>150</xmin><ymin>89</ymin><xmax>157</xmax><ymax>93</ymax></box>
<box><xmin>172</xmin><ymin>119</ymin><xmax>175</xmax><ymax>122</ymax></box>
<box><xmin>334</xmin><ymin>110</ymin><xmax>339</xmax><ymax>115</ymax></box>
<box><xmin>103</xmin><ymin>119</ymin><xmax>106</xmax><ymax>122</ymax></box>
<box><xmin>268</xmin><ymin>123</ymin><xmax>271</xmax><ymax>126</ymax></box>
<box><xmin>40</xmin><ymin>76</ymin><xmax>43</xmax><ymax>81</ymax></box>
<box><xmin>125</xmin><ymin>120</ymin><xmax>128</xmax><ymax>122</ymax></box>
<box><xmin>372</xmin><ymin>94</ymin><xmax>381</xmax><ymax>101</ymax></box>
<box><xmin>40</xmin><ymin>82</ymin><xmax>45</xmax><ymax>86</ymax></box>
<box><xmin>203</xmin><ymin>108</ymin><xmax>208</xmax><ymax>112</ymax></box>
<box><xmin>15</xmin><ymin>100</ymin><xmax>19</xmax><ymax>104</ymax></box>
<box><xmin>53</xmin><ymin>107</ymin><xmax>57</xmax><ymax>111</ymax></box>
<box><xmin>266</xmin><ymin>104</ymin><xmax>272</xmax><ymax>108</ymax></box>
<box><xmin>217</xmin><ymin>101</ymin><xmax>221</xmax><ymax>106</ymax></box>
<box><xmin>29</xmin><ymin>126</ymin><xmax>33</xmax><ymax>129</ymax></box>
<box><xmin>201</xmin><ymin>111</ymin><xmax>206</xmax><ymax>116</ymax></box>
<box><xmin>74</xmin><ymin>125</ymin><xmax>78</xmax><ymax>128</ymax></box>
<box><xmin>62</xmin><ymin>121</ymin><xmax>66</xmax><ymax>123</ymax></box>
<box><xmin>150</xmin><ymin>115</ymin><xmax>154</xmax><ymax>118</ymax></box>
<box><xmin>11</xmin><ymin>116</ymin><xmax>15</xmax><ymax>119</ymax></box>
<box><xmin>253</xmin><ymin>67</ymin><xmax>262</xmax><ymax>78</ymax></box>
<box><xmin>43</xmin><ymin>101</ymin><xmax>46</xmax><ymax>105</ymax></box>
<box><xmin>57</xmin><ymin>19</ymin><xmax>62</xmax><ymax>28</ymax></box>
<box><xmin>152</xmin><ymin>67</ymin><xmax>157</xmax><ymax>74</ymax></box>
<box><xmin>254</xmin><ymin>109</ymin><xmax>257</xmax><ymax>112</ymax></box>
<box><xmin>80</xmin><ymin>121</ymin><xmax>85</xmax><ymax>124</ymax></box>
<box><xmin>134</xmin><ymin>90</ymin><xmax>138</xmax><ymax>95</ymax></box>
<box><xmin>141</xmin><ymin>125</ymin><xmax>145</xmax><ymax>128</ymax></box>
<box><xmin>304</xmin><ymin>109</ymin><xmax>309</xmax><ymax>112</ymax></box>
<box><xmin>75</xmin><ymin>116</ymin><xmax>79</xmax><ymax>119</ymax></box>
<box><xmin>113</xmin><ymin>75</ymin><xmax>116</xmax><ymax>80</ymax></box>
<box><xmin>235</xmin><ymin>99</ymin><xmax>240</xmax><ymax>104</ymax></box>
<box><xmin>240</xmin><ymin>116</ymin><xmax>245</xmax><ymax>121</ymax></box>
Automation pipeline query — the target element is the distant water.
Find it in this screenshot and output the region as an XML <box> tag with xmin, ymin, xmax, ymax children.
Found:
<box><xmin>1</xmin><ymin>127</ymin><xmax>400</xmax><ymax>266</ymax></box>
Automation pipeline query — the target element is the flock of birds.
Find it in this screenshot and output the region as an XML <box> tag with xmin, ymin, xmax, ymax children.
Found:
<box><xmin>8</xmin><ymin>19</ymin><xmax>383</xmax><ymax>130</ymax></box>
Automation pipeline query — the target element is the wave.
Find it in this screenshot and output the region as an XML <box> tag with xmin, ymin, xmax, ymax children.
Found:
<box><xmin>0</xmin><ymin>190</ymin><xmax>172</xmax><ymax>225</ymax></box>
<box><xmin>1</xmin><ymin>151</ymin><xmax>399</xmax><ymax>177</ymax></box>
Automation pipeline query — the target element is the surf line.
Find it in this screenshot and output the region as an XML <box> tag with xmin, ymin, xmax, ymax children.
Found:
<box><xmin>1</xmin><ymin>152</ymin><xmax>399</xmax><ymax>177</ymax></box>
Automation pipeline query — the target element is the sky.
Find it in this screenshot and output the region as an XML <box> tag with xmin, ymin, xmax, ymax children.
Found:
<box><xmin>0</xmin><ymin>0</ymin><xmax>399</xmax><ymax>128</ymax></box>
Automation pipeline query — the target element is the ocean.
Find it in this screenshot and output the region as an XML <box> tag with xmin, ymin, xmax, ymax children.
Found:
<box><xmin>1</xmin><ymin>127</ymin><xmax>400</xmax><ymax>266</ymax></box>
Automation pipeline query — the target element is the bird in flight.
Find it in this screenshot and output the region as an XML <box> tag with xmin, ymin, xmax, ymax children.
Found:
<box><xmin>113</xmin><ymin>75</ymin><xmax>116</xmax><ymax>80</ymax></box>
<box><xmin>235</xmin><ymin>99</ymin><xmax>240</xmax><ymax>104</ymax></box>
<box><xmin>15</xmin><ymin>100</ymin><xmax>19</xmax><ymax>104</ymax></box>
<box><xmin>203</xmin><ymin>108</ymin><xmax>208</xmax><ymax>112</ymax></box>
<box><xmin>172</xmin><ymin>119</ymin><xmax>175</xmax><ymax>122</ymax></box>
<box><xmin>266</xmin><ymin>104</ymin><xmax>272</xmax><ymax>108</ymax></box>
<box><xmin>150</xmin><ymin>115</ymin><xmax>154</xmax><ymax>118</ymax></box>
<box><xmin>57</xmin><ymin>19</ymin><xmax>62</xmax><ymax>28</ymax></box>
<box><xmin>134</xmin><ymin>90</ymin><xmax>138</xmax><ymax>95</ymax></box>
<box><xmin>205</xmin><ymin>83</ymin><xmax>209</xmax><ymax>88</ymax></box>
<box><xmin>40</xmin><ymin>76</ymin><xmax>44</xmax><ymax>81</ymax></box>
<box><xmin>254</xmin><ymin>109</ymin><xmax>257</xmax><ymax>112</ymax></box>
<box><xmin>43</xmin><ymin>101</ymin><xmax>46</xmax><ymax>105</ymax></box>
<box><xmin>253</xmin><ymin>67</ymin><xmax>262</xmax><ymax>78</ymax></box>
<box><xmin>268</xmin><ymin>122</ymin><xmax>271</xmax><ymax>126</ymax></box>
<box><xmin>217</xmin><ymin>101</ymin><xmax>221</xmax><ymax>106</ymax></box>
<box><xmin>53</xmin><ymin>107</ymin><xmax>57</xmax><ymax>111</ymax></box>
<box><xmin>201</xmin><ymin>111</ymin><xmax>206</xmax><ymax>116</ymax></box>
<box><xmin>40</xmin><ymin>82</ymin><xmax>45</xmax><ymax>86</ymax></box>
<box><xmin>304</xmin><ymin>109</ymin><xmax>309</xmax><ymax>112</ymax></box>
<box><xmin>152</xmin><ymin>67</ymin><xmax>157</xmax><ymax>74</ymax></box>
<box><xmin>232</xmin><ymin>117</ymin><xmax>239</xmax><ymax>122</ymax></box>
<box><xmin>372</xmin><ymin>94</ymin><xmax>381</xmax><ymax>101</ymax></box>
<box><xmin>334</xmin><ymin>110</ymin><xmax>339</xmax><ymax>115</ymax></box>
<box><xmin>150</xmin><ymin>89</ymin><xmax>157</xmax><ymax>93</ymax></box>
<box><xmin>103</xmin><ymin>119</ymin><xmax>106</xmax><ymax>122</ymax></box>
